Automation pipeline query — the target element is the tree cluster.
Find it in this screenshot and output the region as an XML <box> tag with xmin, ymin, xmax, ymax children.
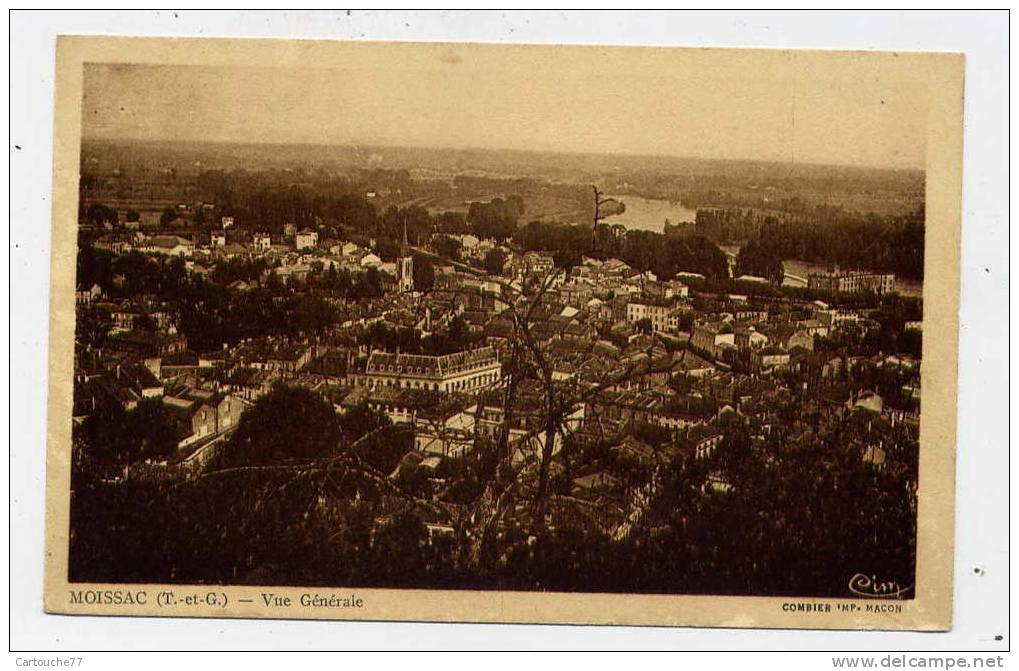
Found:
<box><xmin>735</xmin><ymin>237</ymin><xmax>784</xmax><ymax>283</ymax></box>
<box><xmin>696</xmin><ymin>206</ymin><xmax>926</xmax><ymax>280</ymax></box>
<box><xmin>78</xmin><ymin>247</ymin><xmax>340</xmax><ymax>353</ymax></box>
<box><xmin>222</xmin><ymin>385</ymin><xmax>342</xmax><ymax>465</ymax></box>
<box><xmin>358</xmin><ymin>316</ymin><xmax>483</xmax><ymax>356</ymax></box>
<box><xmin>467</xmin><ymin>196</ymin><xmax>524</xmax><ymax>241</ymax></box>
<box><xmin>513</xmin><ymin>221</ymin><xmax>730</xmax><ymax>280</ymax></box>
<box><xmin>74</xmin><ymin>397</ymin><xmax>177</xmax><ymax>471</ymax></box>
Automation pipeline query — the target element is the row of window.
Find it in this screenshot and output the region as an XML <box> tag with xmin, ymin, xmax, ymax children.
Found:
<box><xmin>369</xmin><ymin>378</ymin><xmax>440</xmax><ymax>391</ymax></box>
<box><xmin>364</xmin><ymin>370</ymin><xmax>501</xmax><ymax>392</ymax></box>
<box><xmin>446</xmin><ymin>372</ymin><xmax>500</xmax><ymax>392</ymax></box>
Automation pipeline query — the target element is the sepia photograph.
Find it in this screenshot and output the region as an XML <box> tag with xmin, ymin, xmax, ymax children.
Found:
<box><xmin>41</xmin><ymin>34</ymin><xmax>966</xmax><ymax>630</ymax></box>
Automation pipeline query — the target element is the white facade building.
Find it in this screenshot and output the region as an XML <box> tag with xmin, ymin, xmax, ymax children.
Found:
<box><xmin>252</xmin><ymin>233</ymin><xmax>272</xmax><ymax>252</ymax></box>
<box><xmin>359</xmin><ymin>347</ymin><xmax>501</xmax><ymax>394</ymax></box>
<box><xmin>295</xmin><ymin>229</ymin><xmax>319</xmax><ymax>251</ymax></box>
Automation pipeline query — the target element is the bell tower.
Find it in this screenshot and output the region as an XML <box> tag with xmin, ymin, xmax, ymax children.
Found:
<box><xmin>397</xmin><ymin>221</ymin><xmax>414</xmax><ymax>292</ymax></box>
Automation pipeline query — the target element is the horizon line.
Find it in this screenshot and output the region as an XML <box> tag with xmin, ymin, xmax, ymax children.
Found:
<box><xmin>80</xmin><ymin>135</ymin><xmax>927</xmax><ymax>174</ymax></box>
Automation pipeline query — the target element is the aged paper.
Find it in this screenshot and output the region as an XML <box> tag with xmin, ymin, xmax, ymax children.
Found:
<box><xmin>45</xmin><ymin>36</ymin><xmax>963</xmax><ymax>630</ymax></box>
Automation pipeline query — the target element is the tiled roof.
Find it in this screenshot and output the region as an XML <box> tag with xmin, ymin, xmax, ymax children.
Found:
<box><xmin>366</xmin><ymin>346</ymin><xmax>498</xmax><ymax>378</ymax></box>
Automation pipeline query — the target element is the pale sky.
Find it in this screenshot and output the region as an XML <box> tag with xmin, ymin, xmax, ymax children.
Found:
<box><xmin>81</xmin><ymin>43</ymin><xmax>929</xmax><ymax>169</ymax></box>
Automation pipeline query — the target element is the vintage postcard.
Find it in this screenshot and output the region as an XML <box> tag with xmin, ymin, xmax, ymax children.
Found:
<box><xmin>45</xmin><ymin>36</ymin><xmax>963</xmax><ymax>630</ymax></box>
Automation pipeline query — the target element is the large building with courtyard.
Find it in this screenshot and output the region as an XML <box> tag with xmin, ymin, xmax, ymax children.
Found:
<box><xmin>357</xmin><ymin>346</ymin><xmax>501</xmax><ymax>393</ymax></box>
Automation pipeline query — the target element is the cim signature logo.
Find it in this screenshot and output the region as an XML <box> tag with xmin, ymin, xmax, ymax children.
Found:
<box><xmin>848</xmin><ymin>573</ymin><xmax>913</xmax><ymax>599</ymax></box>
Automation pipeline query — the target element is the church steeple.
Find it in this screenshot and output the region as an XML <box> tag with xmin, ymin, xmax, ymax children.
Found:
<box><xmin>397</xmin><ymin>221</ymin><xmax>414</xmax><ymax>292</ymax></box>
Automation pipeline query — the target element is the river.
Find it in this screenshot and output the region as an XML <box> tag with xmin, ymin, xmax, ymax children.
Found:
<box><xmin>602</xmin><ymin>195</ymin><xmax>697</xmax><ymax>232</ymax></box>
